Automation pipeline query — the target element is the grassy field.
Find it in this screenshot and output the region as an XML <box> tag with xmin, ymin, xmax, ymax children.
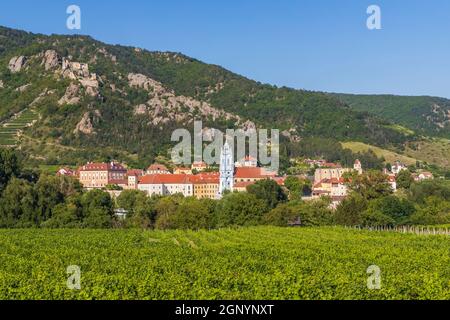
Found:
<box><xmin>341</xmin><ymin>141</ymin><xmax>417</xmax><ymax>166</ymax></box>
<box><xmin>0</xmin><ymin>227</ymin><xmax>448</xmax><ymax>300</ymax></box>
<box><xmin>404</xmin><ymin>138</ymin><xmax>450</xmax><ymax>169</ymax></box>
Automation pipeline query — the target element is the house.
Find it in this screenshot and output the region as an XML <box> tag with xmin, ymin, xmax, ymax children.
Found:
<box><xmin>413</xmin><ymin>171</ymin><xmax>434</xmax><ymax>182</ymax></box>
<box><xmin>314</xmin><ymin>167</ymin><xmax>351</xmax><ymax>184</ymax></box>
<box><xmin>56</xmin><ymin>167</ymin><xmax>76</xmax><ymax>177</ymax></box>
<box><xmin>191</xmin><ymin>161</ymin><xmax>208</xmax><ymax>172</ymax></box>
<box><xmin>391</xmin><ymin>161</ymin><xmax>407</xmax><ymax>175</ymax></box>
<box><xmin>190</xmin><ymin>173</ymin><xmax>220</xmax><ymax>199</ymax></box>
<box><xmin>138</xmin><ymin>174</ymin><xmax>193</xmax><ymax>197</ymax></box>
<box><xmin>78</xmin><ymin>162</ymin><xmax>127</xmax><ymax>189</ymax></box>
<box><xmin>314</xmin><ymin>160</ymin><xmax>362</xmax><ymax>184</ymax></box>
<box><xmin>235</xmin><ymin>155</ymin><xmax>258</xmax><ymax>168</ymax></box>
<box><xmin>387</xmin><ymin>174</ymin><xmax>397</xmax><ymax>192</ymax></box>
<box><xmin>354</xmin><ymin>159</ymin><xmax>363</xmax><ymax>174</ymax></box>
<box><xmin>146</xmin><ymin>163</ymin><xmax>170</xmax><ymax>175</ymax></box>
<box><xmin>234</xmin><ymin>167</ymin><xmax>275</xmax><ymax>184</ymax></box>
<box><xmin>174</xmin><ymin>167</ymin><xmax>192</xmax><ymax>175</ymax></box>
<box><xmin>304</xmin><ymin>159</ymin><xmax>327</xmax><ymax>168</ymax></box>
<box><xmin>312</xmin><ymin>178</ymin><xmax>348</xmax><ymax>198</ymax></box>
<box><xmin>126</xmin><ymin>169</ymin><xmax>144</xmax><ymax>190</ymax></box>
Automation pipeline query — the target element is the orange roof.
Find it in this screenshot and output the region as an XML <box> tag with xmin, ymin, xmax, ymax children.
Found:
<box><xmin>323</xmin><ymin>163</ymin><xmax>342</xmax><ymax>168</ymax></box>
<box><xmin>127</xmin><ymin>169</ymin><xmax>144</xmax><ymax>176</ymax></box>
<box><xmin>316</xmin><ymin>177</ymin><xmax>345</xmax><ymax>185</ymax></box>
<box><xmin>139</xmin><ymin>174</ymin><xmax>191</xmax><ymax>184</ymax></box>
<box><xmin>190</xmin><ymin>174</ymin><xmax>219</xmax><ymax>184</ymax></box>
<box><xmin>234</xmin><ymin>167</ymin><xmax>265</xmax><ymax>179</ymax></box>
<box><xmin>147</xmin><ymin>163</ymin><xmax>169</xmax><ymax>171</ymax></box>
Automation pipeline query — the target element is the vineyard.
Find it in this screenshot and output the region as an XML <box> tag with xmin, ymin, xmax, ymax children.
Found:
<box><xmin>0</xmin><ymin>227</ymin><xmax>448</xmax><ymax>300</ymax></box>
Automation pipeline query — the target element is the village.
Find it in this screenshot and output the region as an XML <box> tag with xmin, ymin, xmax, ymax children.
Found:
<box><xmin>56</xmin><ymin>142</ymin><xmax>435</xmax><ymax>207</ymax></box>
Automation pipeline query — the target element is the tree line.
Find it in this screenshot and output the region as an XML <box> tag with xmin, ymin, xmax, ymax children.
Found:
<box><xmin>1</xmin><ymin>148</ymin><xmax>449</xmax><ymax>229</ymax></box>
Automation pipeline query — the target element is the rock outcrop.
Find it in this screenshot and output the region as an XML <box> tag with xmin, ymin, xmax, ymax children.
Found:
<box><xmin>8</xmin><ymin>56</ymin><xmax>27</xmax><ymax>73</ymax></box>
<box><xmin>59</xmin><ymin>83</ymin><xmax>81</xmax><ymax>105</ymax></box>
<box><xmin>127</xmin><ymin>73</ymin><xmax>243</xmax><ymax>126</ymax></box>
<box><xmin>128</xmin><ymin>73</ymin><xmax>166</xmax><ymax>94</ymax></box>
<box><xmin>42</xmin><ymin>50</ymin><xmax>61</xmax><ymax>70</ymax></box>
<box><xmin>74</xmin><ymin>110</ymin><xmax>101</xmax><ymax>135</ymax></box>
<box><xmin>0</xmin><ymin>80</ymin><xmax>3</xmax><ymax>88</ymax></box>
<box><xmin>61</xmin><ymin>58</ymin><xmax>99</xmax><ymax>97</ymax></box>
<box><xmin>15</xmin><ymin>84</ymin><xmax>30</xmax><ymax>92</ymax></box>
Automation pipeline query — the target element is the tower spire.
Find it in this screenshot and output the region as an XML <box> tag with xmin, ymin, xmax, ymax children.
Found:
<box><xmin>218</xmin><ymin>140</ymin><xmax>234</xmax><ymax>198</ymax></box>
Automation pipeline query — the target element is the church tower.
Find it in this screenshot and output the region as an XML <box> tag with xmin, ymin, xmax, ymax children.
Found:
<box><xmin>218</xmin><ymin>141</ymin><xmax>234</xmax><ymax>197</ymax></box>
<box><xmin>354</xmin><ymin>159</ymin><xmax>363</xmax><ymax>174</ymax></box>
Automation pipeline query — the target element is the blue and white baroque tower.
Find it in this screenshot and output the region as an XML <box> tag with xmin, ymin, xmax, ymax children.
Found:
<box><xmin>218</xmin><ymin>140</ymin><xmax>234</xmax><ymax>198</ymax></box>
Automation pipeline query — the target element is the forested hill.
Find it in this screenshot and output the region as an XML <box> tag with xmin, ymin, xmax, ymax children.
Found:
<box><xmin>333</xmin><ymin>94</ymin><xmax>450</xmax><ymax>138</ymax></box>
<box><xmin>0</xmin><ymin>26</ymin><xmax>414</xmax><ymax>166</ymax></box>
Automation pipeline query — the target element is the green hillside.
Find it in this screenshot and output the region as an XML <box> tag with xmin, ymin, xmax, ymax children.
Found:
<box><xmin>0</xmin><ymin>26</ymin><xmax>410</xmax><ymax>168</ymax></box>
<box><xmin>333</xmin><ymin>93</ymin><xmax>450</xmax><ymax>138</ymax></box>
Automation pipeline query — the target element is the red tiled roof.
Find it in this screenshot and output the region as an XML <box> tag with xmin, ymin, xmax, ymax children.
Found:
<box><xmin>234</xmin><ymin>167</ymin><xmax>265</xmax><ymax>179</ymax></box>
<box><xmin>323</xmin><ymin>163</ymin><xmax>342</xmax><ymax>168</ymax></box>
<box><xmin>147</xmin><ymin>163</ymin><xmax>169</xmax><ymax>171</ymax></box>
<box><xmin>139</xmin><ymin>174</ymin><xmax>191</xmax><ymax>185</ymax></box>
<box><xmin>127</xmin><ymin>169</ymin><xmax>144</xmax><ymax>176</ymax></box>
<box><xmin>316</xmin><ymin>177</ymin><xmax>345</xmax><ymax>185</ymax></box>
<box><xmin>57</xmin><ymin>167</ymin><xmax>75</xmax><ymax>176</ymax></box>
<box><xmin>189</xmin><ymin>173</ymin><xmax>219</xmax><ymax>184</ymax></box>
<box><xmin>79</xmin><ymin>162</ymin><xmax>126</xmax><ymax>172</ymax></box>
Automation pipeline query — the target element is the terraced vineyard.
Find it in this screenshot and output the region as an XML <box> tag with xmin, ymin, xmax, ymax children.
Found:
<box><xmin>0</xmin><ymin>227</ymin><xmax>448</xmax><ymax>300</ymax></box>
<box><xmin>0</xmin><ymin>108</ymin><xmax>39</xmax><ymax>147</ymax></box>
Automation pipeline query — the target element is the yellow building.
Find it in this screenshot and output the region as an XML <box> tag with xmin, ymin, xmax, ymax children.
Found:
<box><xmin>190</xmin><ymin>173</ymin><xmax>219</xmax><ymax>199</ymax></box>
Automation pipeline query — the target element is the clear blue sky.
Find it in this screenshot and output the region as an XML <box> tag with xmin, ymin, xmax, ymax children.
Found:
<box><xmin>1</xmin><ymin>0</ymin><xmax>450</xmax><ymax>98</ymax></box>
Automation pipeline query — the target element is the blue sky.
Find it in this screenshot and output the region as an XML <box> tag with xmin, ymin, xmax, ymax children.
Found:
<box><xmin>1</xmin><ymin>0</ymin><xmax>450</xmax><ymax>98</ymax></box>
